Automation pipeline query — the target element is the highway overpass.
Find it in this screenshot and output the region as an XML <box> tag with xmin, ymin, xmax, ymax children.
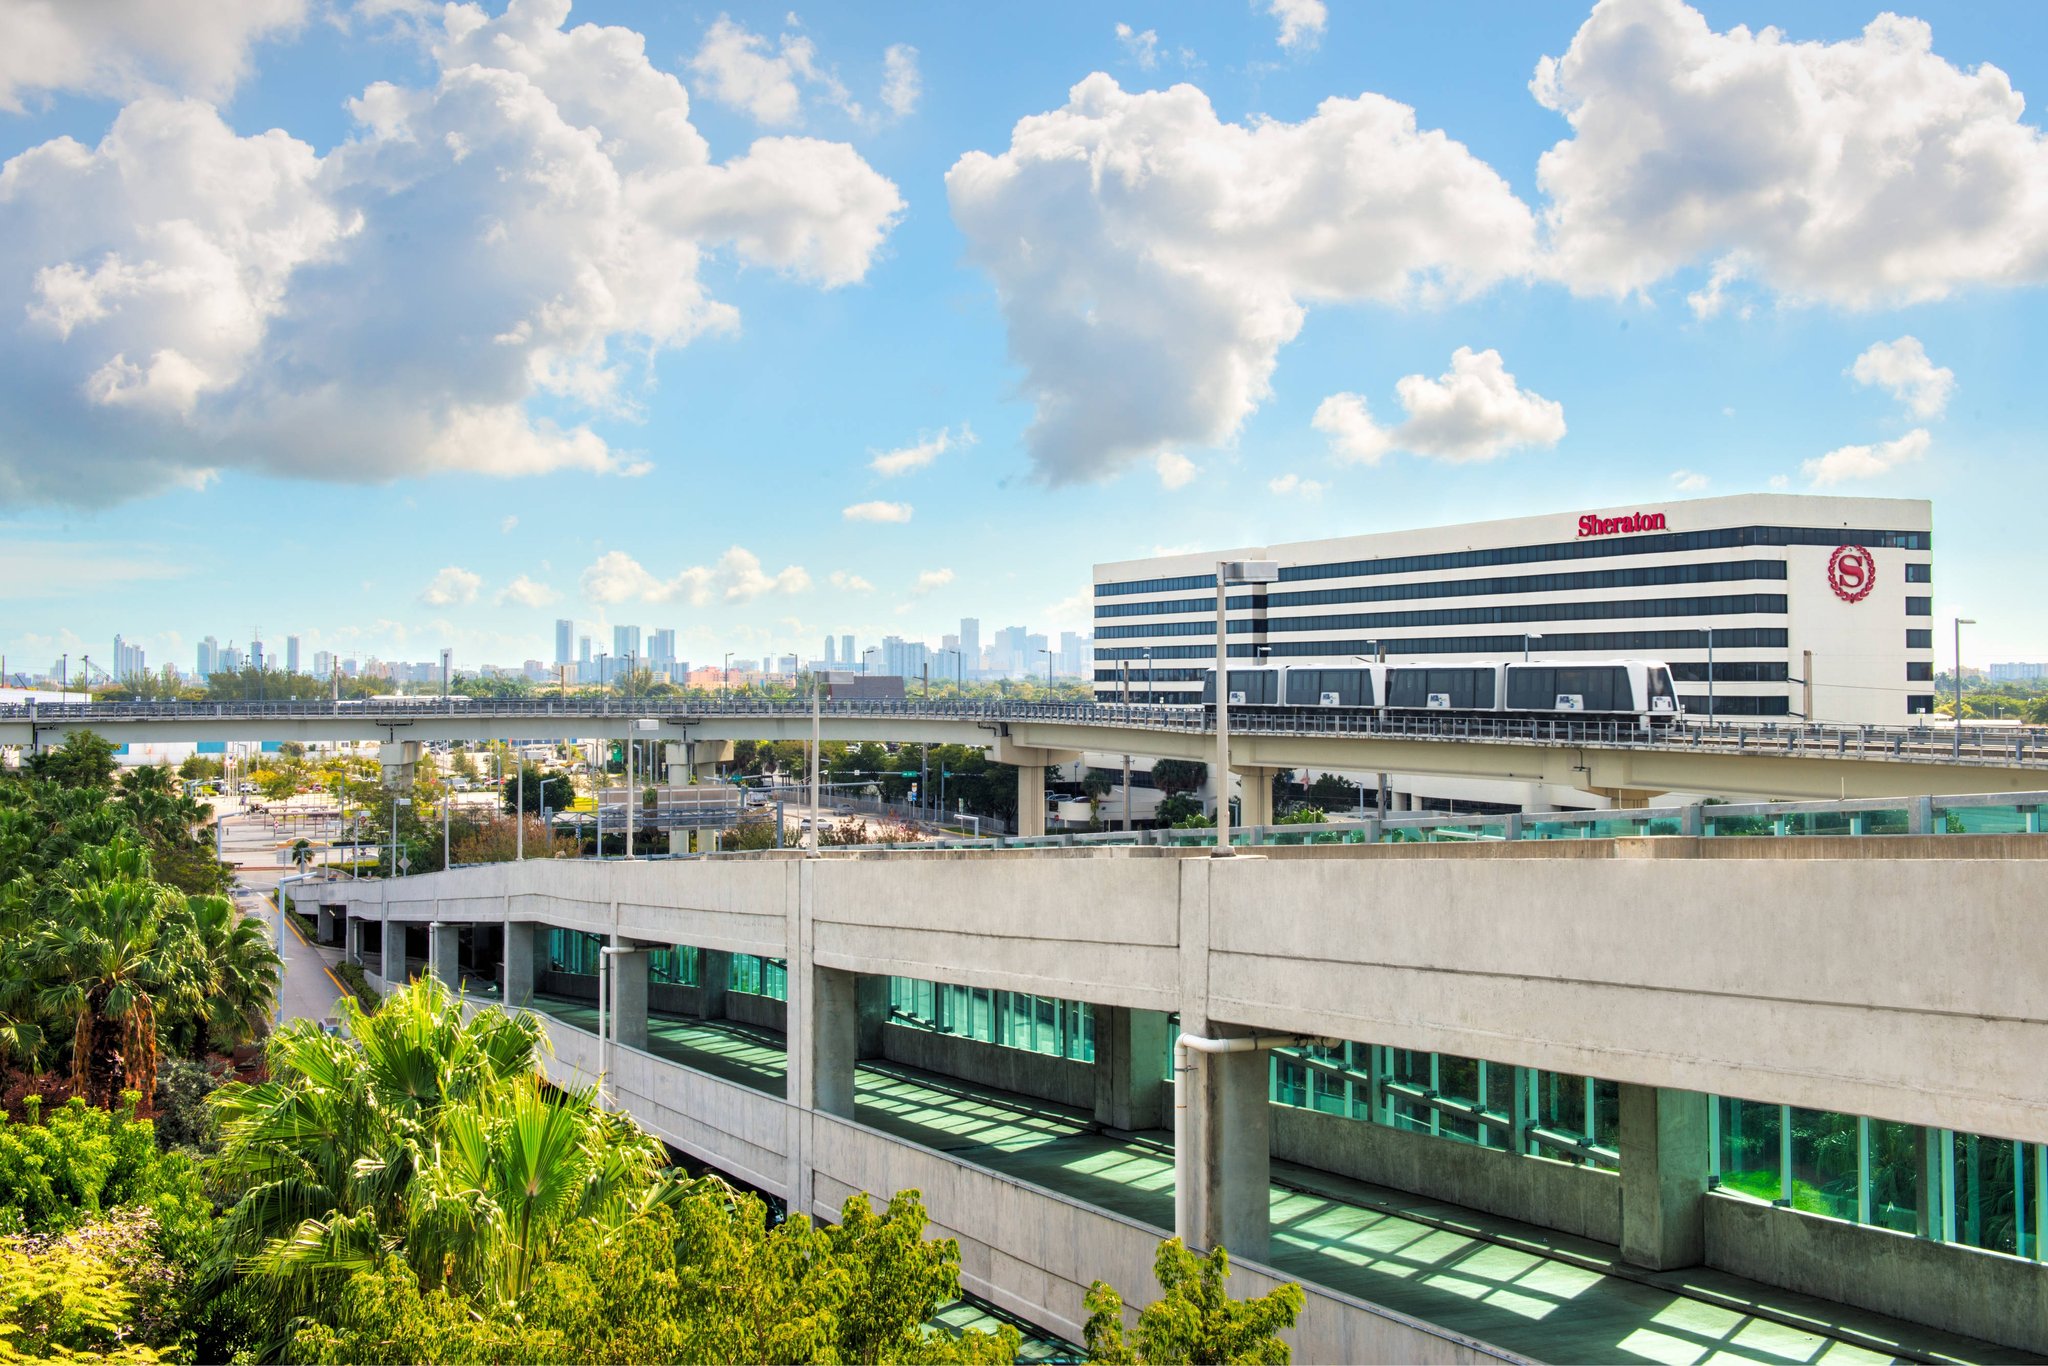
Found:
<box><xmin>7</xmin><ymin>697</ymin><xmax>2048</xmax><ymax>802</ymax></box>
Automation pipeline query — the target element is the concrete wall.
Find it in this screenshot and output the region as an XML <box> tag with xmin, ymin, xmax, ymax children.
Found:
<box><xmin>328</xmin><ymin>839</ymin><xmax>2048</xmax><ymax>1144</ymax></box>
<box><xmin>1705</xmin><ymin>1194</ymin><xmax>2048</xmax><ymax>1355</ymax></box>
<box><xmin>725</xmin><ymin>992</ymin><xmax>787</xmax><ymax>1033</ymax></box>
<box><xmin>1270</xmin><ymin>1106</ymin><xmax>1623</xmax><ymax>1246</ymax></box>
<box><xmin>879</xmin><ymin>1022</ymin><xmax>1097</xmax><ymax>1111</ymax></box>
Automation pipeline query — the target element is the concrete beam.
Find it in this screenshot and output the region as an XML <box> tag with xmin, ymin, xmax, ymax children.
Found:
<box><xmin>1619</xmin><ymin>1085</ymin><xmax>1710</xmax><ymax>1270</ymax></box>
<box><xmin>1094</xmin><ymin>1006</ymin><xmax>1169</xmax><ymax>1132</ymax></box>
<box><xmin>1016</xmin><ymin>764</ymin><xmax>1046</xmax><ymax>838</ymax></box>
<box><xmin>613</xmin><ymin>949</ymin><xmax>649</xmax><ymax>1052</ymax></box>
<box><xmin>429</xmin><ymin>922</ymin><xmax>460</xmax><ymax>991</ymax></box>
<box><xmin>380</xmin><ymin>740</ymin><xmax>422</xmax><ymax>791</ymax></box>
<box><xmin>381</xmin><ymin>917</ymin><xmax>407</xmax><ymax>984</ymax></box>
<box><xmin>503</xmin><ymin>921</ymin><xmax>537</xmax><ymax>1005</ymax></box>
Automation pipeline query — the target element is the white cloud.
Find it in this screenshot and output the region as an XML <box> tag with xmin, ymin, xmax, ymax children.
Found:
<box><xmin>843</xmin><ymin>500</ymin><xmax>913</xmax><ymax>523</ymax></box>
<box><xmin>1533</xmin><ymin>0</ymin><xmax>2048</xmax><ymax>307</ymax></box>
<box><xmin>0</xmin><ymin>0</ymin><xmax>902</xmax><ymax>506</ymax></box>
<box><xmin>499</xmin><ymin>514</ymin><xmax>519</xmax><ymax>534</ymax></box>
<box><xmin>1267</xmin><ymin>473</ymin><xmax>1325</xmax><ymax>497</ymax></box>
<box><xmin>0</xmin><ymin>0</ymin><xmax>306</xmax><ymax>111</ymax></box>
<box><xmin>947</xmin><ymin>75</ymin><xmax>1534</xmax><ymax>484</ymax></box>
<box><xmin>1851</xmin><ymin>337</ymin><xmax>1955</xmax><ymax>419</ymax></box>
<box><xmin>881</xmin><ymin>44</ymin><xmax>920</xmax><ymax>118</ymax></box>
<box><xmin>579</xmin><ymin>546</ymin><xmax>809</xmax><ymax>606</ymax></box>
<box><xmin>1155</xmin><ymin>451</ymin><xmax>1197</xmax><ymax>490</ymax></box>
<box><xmin>1768</xmin><ymin>474</ymin><xmax>1790</xmax><ymax>490</ymax></box>
<box><xmin>1115</xmin><ymin>24</ymin><xmax>1160</xmax><ymax>70</ymax></box>
<box><xmin>910</xmin><ymin>568</ymin><xmax>955</xmax><ymax>596</ymax></box>
<box><xmin>1266</xmin><ymin>0</ymin><xmax>1327</xmax><ymax>51</ymax></box>
<box><xmin>1802</xmin><ymin>429</ymin><xmax>1931</xmax><ymax>487</ymax></box>
<box><xmin>689</xmin><ymin>14</ymin><xmax>856</xmax><ymax>127</ymax></box>
<box><xmin>1314</xmin><ymin>348</ymin><xmax>1565</xmax><ymax>466</ymax></box>
<box><xmin>420</xmin><ymin>565</ymin><xmax>482</xmax><ymax>606</ymax></box>
<box><xmin>495</xmin><ymin>574</ymin><xmax>559</xmax><ymax>608</ymax></box>
<box><xmin>869</xmin><ymin>424</ymin><xmax>974</xmax><ymax>477</ymax></box>
<box><xmin>1670</xmin><ymin>469</ymin><xmax>1709</xmax><ymax>492</ymax></box>
<box><xmin>828</xmin><ymin>570</ymin><xmax>873</xmax><ymax>592</ymax></box>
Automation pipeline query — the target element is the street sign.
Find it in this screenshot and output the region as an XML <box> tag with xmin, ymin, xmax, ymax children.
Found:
<box><xmin>398</xmin><ymin>853</ymin><xmax>411</xmax><ymax>872</ymax></box>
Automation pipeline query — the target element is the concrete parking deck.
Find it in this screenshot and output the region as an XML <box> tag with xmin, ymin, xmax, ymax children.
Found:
<box><xmin>517</xmin><ymin>999</ymin><xmax>2021</xmax><ymax>1366</ymax></box>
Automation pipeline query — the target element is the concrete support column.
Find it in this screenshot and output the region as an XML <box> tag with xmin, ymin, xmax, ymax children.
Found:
<box><xmin>503</xmin><ymin>922</ymin><xmax>537</xmax><ymax>1005</ymax></box>
<box><xmin>1016</xmin><ymin>764</ymin><xmax>1046</xmax><ymax>837</ymax></box>
<box><xmin>428</xmin><ymin>922</ymin><xmax>461</xmax><ymax>991</ymax></box>
<box><xmin>612</xmin><ymin>949</ymin><xmax>649</xmax><ymax>1052</ymax></box>
<box><xmin>698</xmin><ymin>949</ymin><xmax>732</xmax><ymax>1021</ymax></box>
<box><xmin>1619</xmin><ymin>1084</ymin><xmax>1710</xmax><ymax>1270</ymax></box>
<box><xmin>344</xmin><ymin>914</ymin><xmax>366</xmax><ymax>965</ymax></box>
<box><xmin>1093</xmin><ymin>1006</ymin><xmax>1169</xmax><ymax>1132</ymax></box>
<box><xmin>1233</xmin><ymin>767</ymin><xmax>1274</xmax><ymax>829</ymax></box>
<box><xmin>808</xmin><ymin>966</ymin><xmax>888</xmax><ymax>1119</ymax></box>
<box><xmin>379</xmin><ymin>740</ymin><xmax>422</xmax><ymax>791</ymax></box>
<box><xmin>1184</xmin><ymin>1025</ymin><xmax>1273</xmax><ymax>1263</ymax></box>
<box><xmin>381</xmin><ymin>918</ymin><xmax>407</xmax><ymax>984</ymax></box>
<box><xmin>315</xmin><ymin>905</ymin><xmax>338</xmax><ymax>944</ymax></box>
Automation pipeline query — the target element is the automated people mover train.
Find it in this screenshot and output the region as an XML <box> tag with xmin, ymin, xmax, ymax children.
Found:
<box><xmin>1200</xmin><ymin>658</ymin><xmax>1682</xmax><ymax>727</ymax></box>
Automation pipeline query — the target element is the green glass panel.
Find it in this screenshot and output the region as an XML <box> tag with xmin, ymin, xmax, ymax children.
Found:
<box><xmin>1718</xmin><ymin>1097</ymin><xmax>1783</xmax><ymax>1201</ymax></box>
<box><xmin>1787</xmin><ymin>1108</ymin><xmax>1860</xmax><ymax>1220</ymax></box>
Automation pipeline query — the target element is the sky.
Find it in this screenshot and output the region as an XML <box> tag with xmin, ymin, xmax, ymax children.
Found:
<box><xmin>2</xmin><ymin>0</ymin><xmax>2046</xmax><ymax>677</ymax></box>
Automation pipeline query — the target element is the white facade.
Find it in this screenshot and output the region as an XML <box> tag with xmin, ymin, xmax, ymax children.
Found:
<box><xmin>1093</xmin><ymin>494</ymin><xmax>1936</xmax><ymax>726</ymax></box>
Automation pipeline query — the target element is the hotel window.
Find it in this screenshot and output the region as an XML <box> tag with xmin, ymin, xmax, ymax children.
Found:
<box><xmin>1905</xmin><ymin>563</ymin><xmax>1932</xmax><ymax>583</ymax></box>
<box><xmin>1906</xmin><ymin>662</ymin><xmax>1934</xmax><ymax>682</ymax></box>
<box><xmin>1905</xmin><ymin>597</ymin><xmax>1933</xmax><ymax>616</ymax></box>
<box><xmin>1907</xmin><ymin>629</ymin><xmax>1933</xmax><ymax>649</ymax></box>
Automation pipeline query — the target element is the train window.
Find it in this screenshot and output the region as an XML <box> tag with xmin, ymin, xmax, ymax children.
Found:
<box><xmin>1505</xmin><ymin>667</ymin><xmax>1554</xmax><ymax>710</ymax></box>
<box><xmin>1285</xmin><ymin>668</ymin><xmax>1373</xmax><ymax>706</ymax></box>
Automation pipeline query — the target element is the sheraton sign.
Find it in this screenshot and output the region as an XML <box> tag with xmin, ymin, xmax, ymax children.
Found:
<box><xmin>1577</xmin><ymin>510</ymin><xmax>1668</xmax><ymax>538</ymax></box>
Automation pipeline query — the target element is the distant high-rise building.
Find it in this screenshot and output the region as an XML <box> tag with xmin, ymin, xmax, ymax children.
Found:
<box><xmin>197</xmin><ymin>636</ymin><xmax>219</xmax><ymax>679</ymax></box>
<box><xmin>112</xmin><ymin>634</ymin><xmax>146</xmax><ymax>680</ymax></box>
<box><xmin>1990</xmin><ymin>662</ymin><xmax>2046</xmax><ymax>682</ymax></box>
<box><xmin>959</xmin><ymin>619</ymin><xmax>980</xmax><ymax>678</ymax></box>
<box><xmin>1025</xmin><ymin>633</ymin><xmax>1049</xmax><ymax>677</ymax></box>
<box><xmin>840</xmin><ymin>634</ymin><xmax>855</xmax><ymax>668</ymax></box>
<box><xmin>648</xmin><ymin>628</ymin><xmax>677</xmax><ymax>677</ymax></box>
<box><xmin>285</xmin><ymin>635</ymin><xmax>301</xmax><ymax>673</ymax></box>
<box><xmin>250</xmin><ymin>638</ymin><xmax>265</xmax><ymax>672</ymax></box>
<box><xmin>578</xmin><ymin>635</ymin><xmax>592</xmax><ymax>664</ymax></box>
<box><xmin>555</xmin><ymin>618</ymin><xmax>575</xmax><ymax>666</ymax></box>
<box><xmin>1058</xmin><ymin>631</ymin><xmax>1087</xmax><ymax>679</ymax></box>
<box><xmin>312</xmin><ymin>650</ymin><xmax>334</xmax><ymax>678</ymax></box>
<box><xmin>824</xmin><ymin>636</ymin><xmax>837</xmax><ymax>665</ymax></box>
<box><xmin>994</xmin><ymin>626</ymin><xmax>1027</xmax><ymax>677</ymax></box>
<box><xmin>613</xmin><ymin>625</ymin><xmax>640</xmax><ymax>669</ymax></box>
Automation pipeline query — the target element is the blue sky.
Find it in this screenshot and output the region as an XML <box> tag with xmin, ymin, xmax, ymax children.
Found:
<box><xmin>2</xmin><ymin>0</ymin><xmax>2045</xmax><ymax>676</ymax></box>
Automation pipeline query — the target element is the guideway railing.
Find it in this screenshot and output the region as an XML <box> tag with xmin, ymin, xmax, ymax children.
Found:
<box><xmin>7</xmin><ymin>697</ymin><xmax>2047</xmax><ymax>770</ymax></box>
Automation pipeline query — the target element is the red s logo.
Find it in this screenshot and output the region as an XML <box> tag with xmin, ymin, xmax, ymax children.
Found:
<box><xmin>1828</xmin><ymin>545</ymin><xmax>1876</xmax><ymax>603</ymax></box>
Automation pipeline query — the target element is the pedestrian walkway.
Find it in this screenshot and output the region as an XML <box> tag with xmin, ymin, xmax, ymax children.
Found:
<box><xmin>511</xmin><ymin>998</ymin><xmax>2025</xmax><ymax>1366</ymax></box>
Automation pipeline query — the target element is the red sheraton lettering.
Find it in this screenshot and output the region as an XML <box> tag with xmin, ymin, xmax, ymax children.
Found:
<box><xmin>1577</xmin><ymin>511</ymin><xmax>1668</xmax><ymax>538</ymax></box>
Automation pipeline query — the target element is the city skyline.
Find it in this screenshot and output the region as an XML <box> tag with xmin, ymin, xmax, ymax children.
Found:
<box><xmin>5</xmin><ymin>0</ymin><xmax>2048</xmax><ymax>669</ymax></box>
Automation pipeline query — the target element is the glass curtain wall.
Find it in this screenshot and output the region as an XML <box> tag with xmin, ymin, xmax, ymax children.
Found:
<box><xmin>888</xmin><ymin>978</ymin><xmax>1096</xmax><ymax>1062</ymax></box>
<box><xmin>1269</xmin><ymin>1040</ymin><xmax>1619</xmax><ymax>1168</ymax></box>
<box><xmin>544</xmin><ymin>930</ymin><xmax>784</xmax><ymax>999</ymax></box>
<box><xmin>1713</xmin><ymin>1097</ymin><xmax>2045</xmax><ymax>1260</ymax></box>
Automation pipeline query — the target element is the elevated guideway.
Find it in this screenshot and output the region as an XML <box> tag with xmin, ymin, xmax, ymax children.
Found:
<box><xmin>7</xmin><ymin>697</ymin><xmax>2048</xmax><ymax>800</ymax></box>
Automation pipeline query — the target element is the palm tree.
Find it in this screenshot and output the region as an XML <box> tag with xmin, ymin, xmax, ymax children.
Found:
<box><xmin>289</xmin><ymin>838</ymin><xmax>314</xmax><ymax>875</ymax></box>
<box><xmin>188</xmin><ymin>894</ymin><xmax>281</xmax><ymax>1047</ymax></box>
<box><xmin>33</xmin><ymin>879</ymin><xmax>179</xmax><ymax>1107</ymax></box>
<box><xmin>211</xmin><ymin>975</ymin><xmax>668</xmax><ymax>1334</ymax></box>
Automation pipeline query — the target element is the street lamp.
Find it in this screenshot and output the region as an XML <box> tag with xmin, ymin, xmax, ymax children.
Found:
<box><xmin>1954</xmin><ymin>617</ymin><xmax>1977</xmax><ymax>733</ymax></box>
<box><xmin>862</xmin><ymin>646</ymin><xmax>879</xmax><ymax>676</ymax></box>
<box><xmin>1698</xmin><ymin>628</ymin><xmax>1717</xmax><ymax>721</ymax></box>
<box><xmin>388</xmin><ymin>795</ymin><xmax>411</xmax><ymax>878</ymax></box>
<box><xmin>1523</xmin><ymin>632</ymin><xmax>1544</xmax><ymax>662</ymax></box>
<box><xmin>1213</xmin><ymin>558</ymin><xmax>1282</xmax><ymax>858</ymax></box>
<box><xmin>1039</xmin><ymin>647</ymin><xmax>1054</xmax><ymax>689</ymax></box>
<box><xmin>723</xmin><ymin>652</ymin><xmax>733</xmax><ymax>698</ymax></box>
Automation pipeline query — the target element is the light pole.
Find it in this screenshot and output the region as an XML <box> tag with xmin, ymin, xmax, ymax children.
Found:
<box><xmin>807</xmin><ymin>668</ymin><xmax>822</xmax><ymax>856</ymax></box>
<box><xmin>1698</xmin><ymin>628</ymin><xmax>1717</xmax><ymax>720</ymax></box>
<box><xmin>1213</xmin><ymin>558</ymin><xmax>1281</xmax><ymax>857</ymax></box>
<box><xmin>1954</xmin><ymin>617</ymin><xmax>1976</xmax><ymax>750</ymax></box>
<box><xmin>1353</xmin><ymin>646</ymin><xmax>1389</xmax><ymax>816</ymax></box>
<box><xmin>1523</xmin><ymin>632</ymin><xmax>1543</xmax><ymax>662</ymax></box>
<box><xmin>388</xmin><ymin>795</ymin><xmax>411</xmax><ymax>877</ymax></box>
<box><xmin>862</xmin><ymin>646</ymin><xmax>879</xmax><ymax>678</ymax></box>
<box><xmin>1040</xmin><ymin>647</ymin><xmax>1054</xmax><ymax>690</ymax></box>
<box><xmin>723</xmin><ymin>652</ymin><xmax>733</xmax><ymax>698</ymax></box>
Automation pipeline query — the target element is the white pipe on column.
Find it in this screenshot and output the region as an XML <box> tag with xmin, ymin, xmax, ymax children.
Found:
<box><xmin>1171</xmin><ymin>1031</ymin><xmax>1321</xmax><ymax>1251</ymax></box>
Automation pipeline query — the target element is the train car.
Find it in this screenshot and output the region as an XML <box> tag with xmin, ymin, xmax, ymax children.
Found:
<box><xmin>1502</xmin><ymin>661</ymin><xmax>1678</xmax><ymax>721</ymax></box>
<box><xmin>1199</xmin><ymin>657</ymin><xmax>1681</xmax><ymax>727</ymax></box>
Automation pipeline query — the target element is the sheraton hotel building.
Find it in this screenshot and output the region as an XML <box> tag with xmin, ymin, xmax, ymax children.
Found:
<box><xmin>1093</xmin><ymin>493</ymin><xmax>1937</xmax><ymax>725</ymax></box>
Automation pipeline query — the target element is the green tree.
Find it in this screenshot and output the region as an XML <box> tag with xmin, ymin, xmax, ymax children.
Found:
<box><xmin>502</xmin><ymin>765</ymin><xmax>574</xmax><ymax>816</ymax></box>
<box><xmin>1304</xmin><ymin>774</ymin><xmax>1358</xmax><ymax>810</ymax></box>
<box><xmin>1083</xmin><ymin>1239</ymin><xmax>1303</xmax><ymax>1365</ymax></box>
<box><xmin>1154</xmin><ymin>794</ymin><xmax>1206</xmax><ymax>827</ymax></box>
<box><xmin>1149</xmin><ymin>760</ymin><xmax>1208</xmax><ymax>800</ymax></box>
<box><xmin>28</xmin><ymin>733</ymin><xmax>120</xmax><ymax>791</ymax></box>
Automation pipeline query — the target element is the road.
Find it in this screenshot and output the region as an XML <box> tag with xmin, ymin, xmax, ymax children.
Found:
<box><xmin>213</xmin><ymin>804</ymin><xmax>348</xmax><ymax>1028</ymax></box>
